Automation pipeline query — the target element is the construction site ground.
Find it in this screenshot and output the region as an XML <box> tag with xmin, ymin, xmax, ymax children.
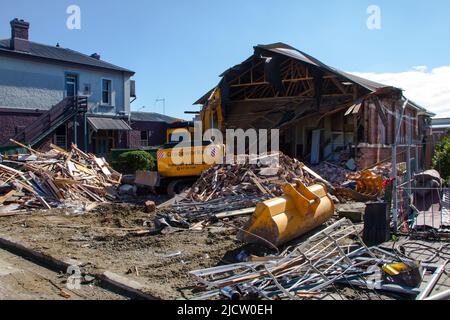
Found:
<box><xmin>0</xmin><ymin>203</ymin><xmax>244</xmax><ymax>300</ymax></box>
<box><xmin>0</xmin><ymin>201</ymin><xmax>448</xmax><ymax>300</ymax></box>
<box><xmin>0</xmin><ymin>246</ymin><xmax>124</xmax><ymax>300</ymax></box>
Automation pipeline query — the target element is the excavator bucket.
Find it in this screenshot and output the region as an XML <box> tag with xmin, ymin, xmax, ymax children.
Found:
<box><xmin>336</xmin><ymin>170</ymin><xmax>384</xmax><ymax>201</ymax></box>
<box><xmin>237</xmin><ymin>182</ymin><xmax>335</xmax><ymax>247</ymax></box>
<box><xmin>354</xmin><ymin>170</ymin><xmax>383</xmax><ymax>197</ymax></box>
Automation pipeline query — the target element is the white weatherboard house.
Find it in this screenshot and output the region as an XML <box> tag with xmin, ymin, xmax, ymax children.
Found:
<box><xmin>0</xmin><ymin>18</ymin><xmax>136</xmax><ymax>158</ymax></box>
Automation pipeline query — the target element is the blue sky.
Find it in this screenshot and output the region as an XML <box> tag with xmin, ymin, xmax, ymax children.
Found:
<box><xmin>1</xmin><ymin>0</ymin><xmax>450</xmax><ymax>118</ymax></box>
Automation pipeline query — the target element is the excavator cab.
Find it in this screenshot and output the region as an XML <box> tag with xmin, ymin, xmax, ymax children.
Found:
<box><xmin>166</xmin><ymin>121</ymin><xmax>195</xmax><ymax>144</ymax></box>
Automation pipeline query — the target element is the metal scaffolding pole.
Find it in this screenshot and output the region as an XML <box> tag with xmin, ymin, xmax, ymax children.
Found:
<box><xmin>73</xmin><ymin>114</ymin><xmax>78</xmax><ymax>145</ymax></box>
<box><xmin>392</xmin><ymin>99</ymin><xmax>408</xmax><ymax>230</ymax></box>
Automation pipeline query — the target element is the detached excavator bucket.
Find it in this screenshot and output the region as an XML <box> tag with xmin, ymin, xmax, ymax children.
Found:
<box><xmin>335</xmin><ymin>170</ymin><xmax>384</xmax><ymax>201</ymax></box>
<box><xmin>237</xmin><ymin>182</ymin><xmax>335</xmax><ymax>247</ymax></box>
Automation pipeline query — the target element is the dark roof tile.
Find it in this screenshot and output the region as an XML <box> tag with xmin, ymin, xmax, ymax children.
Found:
<box><xmin>0</xmin><ymin>39</ymin><xmax>134</xmax><ymax>74</ymax></box>
<box><xmin>130</xmin><ymin>112</ymin><xmax>180</xmax><ymax>123</ymax></box>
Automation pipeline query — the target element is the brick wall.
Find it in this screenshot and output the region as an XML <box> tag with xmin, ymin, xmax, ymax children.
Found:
<box><xmin>0</xmin><ymin>109</ymin><xmax>43</xmax><ymax>145</ymax></box>
<box><xmin>356</xmin><ymin>145</ymin><xmax>424</xmax><ymax>170</ymax></box>
<box><xmin>129</xmin><ymin>121</ymin><xmax>168</xmax><ymax>148</ymax></box>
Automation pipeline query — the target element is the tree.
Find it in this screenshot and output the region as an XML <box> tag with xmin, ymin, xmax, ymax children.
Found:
<box><xmin>432</xmin><ymin>129</ymin><xmax>450</xmax><ymax>181</ymax></box>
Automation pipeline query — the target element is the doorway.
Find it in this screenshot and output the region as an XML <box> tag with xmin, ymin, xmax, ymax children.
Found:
<box><xmin>65</xmin><ymin>74</ymin><xmax>78</xmax><ymax>97</ymax></box>
<box><xmin>92</xmin><ymin>130</ymin><xmax>115</xmax><ymax>160</ymax></box>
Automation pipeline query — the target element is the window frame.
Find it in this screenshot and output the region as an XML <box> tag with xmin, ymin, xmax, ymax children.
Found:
<box><xmin>140</xmin><ymin>130</ymin><xmax>149</xmax><ymax>147</ymax></box>
<box><xmin>64</xmin><ymin>73</ymin><xmax>79</xmax><ymax>98</ymax></box>
<box><xmin>101</xmin><ymin>78</ymin><xmax>113</xmax><ymax>106</ymax></box>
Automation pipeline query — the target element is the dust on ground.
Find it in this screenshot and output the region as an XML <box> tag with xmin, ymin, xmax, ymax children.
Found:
<box><xmin>0</xmin><ymin>203</ymin><xmax>245</xmax><ymax>299</ymax></box>
<box><xmin>0</xmin><ymin>247</ymin><xmax>124</xmax><ymax>300</ymax></box>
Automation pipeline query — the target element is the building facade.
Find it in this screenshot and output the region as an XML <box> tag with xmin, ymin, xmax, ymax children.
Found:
<box><xmin>196</xmin><ymin>43</ymin><xmax>435</xmax><ymax>169</ymax></box>
<box><xmin>128</xmin><ymin>112</ymin><xmax>180</xmax><ymax>148</ymax></box>
<box><xmin>0</xmin><ymin>18</ymin><xmax>136</xmax><ymax>159</ymax></box>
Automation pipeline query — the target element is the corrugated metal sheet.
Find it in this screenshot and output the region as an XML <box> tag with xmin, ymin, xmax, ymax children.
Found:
<box><xmin>87</xmin><ymin>117</ymin><xmax>132</xmax><ymax>131</ymax></box>
<box><xmin>0</xmin><ymin>39</ymin><xmax>134</xmax><ymax>74</ymax></box>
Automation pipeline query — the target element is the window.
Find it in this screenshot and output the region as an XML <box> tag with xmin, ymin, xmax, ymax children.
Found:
<box><xmin>83</xmin><ymin>83</ymin><xmax>91</xmax><ymax>96</ymax></box>
<box><xmin>54</xmin><ymin>125</ymin><xmax>67</xmax><ymax>150</ymax></box>
<box><xmin>140</xmin><ymin>131</ymin><xmax>149</xmax><ymax>147</ymax></box>
<box><xmin>407</xmin><ymin>114</ymin><xmax>413</xmax><ymax>144</ymax></box>
<box><xmin>102</xmin><ymin>79</ymin><xmax>112</xmax><ymax>105</ymax></box>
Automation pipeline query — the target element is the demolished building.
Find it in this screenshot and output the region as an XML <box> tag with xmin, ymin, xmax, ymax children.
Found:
<box><xmin>195</xmin><ymin>43</ymin><xmax>435</xmax><ymax>169</ymax></box>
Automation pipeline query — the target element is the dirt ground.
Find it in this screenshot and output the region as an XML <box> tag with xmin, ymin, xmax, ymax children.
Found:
<box><xmin>0</xmin><ymin>203</ymin><xmax>245</xmax><ymax>299</ymax></box>
<box><xmin>0</xmin><ymin>247</ymin><xmax>124</xmax><ymax>300</ymax></box>
<box><xmin>1</xmin><ymin>201</ymin><xmax>447</xmax><ymax>300</ymax></box>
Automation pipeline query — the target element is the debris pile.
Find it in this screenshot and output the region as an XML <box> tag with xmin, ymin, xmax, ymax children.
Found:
<box><xmin>368</xmin><ymin>162</ymin><xmax>406</xmax><ymax>179</ymax></box>
<box><xmin>312</xmin><ymin>162</ymin><xmax>352</xmax><ymax>186</ymax></box>
<box><xmin>189</xmin><ymin>218</ymin><xmax>430</xmax><ymax>300</ymax></box>
<box><xmin>188</xmin><ymin>153</ymin><xmax>314</xmax><ymax>202</ymax></box>
<box><xmin>0</xmin><ymin>142</ymin><xmax>121</xmax><ymax>214</ymax></box>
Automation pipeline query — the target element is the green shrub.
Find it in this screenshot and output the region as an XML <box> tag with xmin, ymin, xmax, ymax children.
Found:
<box><xmin>117</xmin><ymin>150</ymin><xmax>155</xmax><ymax>174</ymax></box>
<box><xmin>432</xmin><ymin>134</ymin><xmax>450</xmax><ymax>181</ymax></box>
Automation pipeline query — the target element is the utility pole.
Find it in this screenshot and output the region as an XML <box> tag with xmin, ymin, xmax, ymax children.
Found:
<box><xmin>156</xmin><ymin>98</ymin><xmax>166</xmax><ymax>115</ymax></box>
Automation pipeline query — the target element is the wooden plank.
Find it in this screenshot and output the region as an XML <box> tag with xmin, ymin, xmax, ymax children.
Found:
<box><xmin>373</xmin><ymin>97</ymin><xmax>388</xmax><ymax>128</ymax></box>
<box><xmin>310</xmin><ymin>129</ymin><xmax>321</xmax><ymax>165</ymax></box>
<box><xmin>37</xmin><ymin>196</ymin><xmax>52</xmax><ymax>209</ymax></box>
<box><xmin>215</xmin><ymin>207</ymin><xmax>256</xmax><ymax>219</ymax></box>
<box><xmin>9</xmin><ymin>139</ymin><xmax>44</xmax><ymax>156</ymax></box>
<box><xmin>248</xmin><ymin>170</ymin><xmax>273</xmax><ymax>195</ymax></box>
<box><xmin>54</xmin><ymin>178</ymin><xmax>81</xmax><ymax>186</ymax></box>
<box><xmin>0</xmin><ymin>163</ymin><xmax>24</xmax><ymax>176</ymax></box>
<box><xmin>49</xmin><ymin>144</ymin><xmax>68</xmax><ymax>154</ymax></box>
<box><xmin>301</xmin><ymin>163</ymin><xmax>335</xmax><ymax>193</ymax></box>
<box><xmin>85</xmin><ymin>202</ymin><xmax>100</xmax><ymax>212</ymax></box>
<box><xmin>0</xmin><ymin>210</ymin><xmax>28</xmax><ymax>218</ymax></box>
<box><xmin>0</xmin><ymin>190</ymin><xmax>15</xmax><ymax>205</ymax></box>
<box><xmin>99</xmin><ymin>271</ymin><xmax>156</xmax><ymax>300</ymax></box>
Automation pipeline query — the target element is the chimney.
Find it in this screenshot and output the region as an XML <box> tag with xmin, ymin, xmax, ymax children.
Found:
<box><xmin>90</xmin><ymin>53</ymin><xmax>101</xmax><ymax>60</ymax></box>
<box><xmin>10</xmin><ymin>18</ymin><xmax>30</xmax><ymax>52</ymax></box>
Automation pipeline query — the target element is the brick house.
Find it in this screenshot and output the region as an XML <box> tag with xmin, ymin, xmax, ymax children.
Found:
<box><xmin>0</xmin><ymin>18</ymin><xmax>136</xmax><ymax>159</ymax></box>
<box><xmin>431</xmin><ymin>118</ymin><xmax>450</xmax><ymax>141</ymax></box>
<box><xmin>128</xmin><ymin>112</ymin><xmax>180</xmax><ymax>148</ymax></box>
<box><xmin>195</xmin><ymin>43</ymin><xmax>436</xmax><ymax>169</ymax></box>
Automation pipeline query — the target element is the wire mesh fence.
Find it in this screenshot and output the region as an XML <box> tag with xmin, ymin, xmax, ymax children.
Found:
<box><xmin>392</xmin><ymin>184</ymin><xmax>450</xmax><ymax>234</ymax></box>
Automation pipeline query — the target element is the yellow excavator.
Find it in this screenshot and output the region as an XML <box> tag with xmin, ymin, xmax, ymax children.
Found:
<box><xmin>135</xmin><ymin>88</ymin><xmax>225</xmax><ymax>195</ymax></box>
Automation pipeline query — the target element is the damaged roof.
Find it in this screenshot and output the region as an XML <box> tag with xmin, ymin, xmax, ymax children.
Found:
<box><xmin>0</xmin><ymin>39</ymin><xmax>134</xmax><ymax>74</ymax></box>
<box><xmin>194</xmin><ymin>42</ymin><xmax>426</xmax><ymax>112</ymax></box>
<box><xmin>255</xmin><ymin>43</ymin><xmax>390</xmax><ymax>92</ymax></box>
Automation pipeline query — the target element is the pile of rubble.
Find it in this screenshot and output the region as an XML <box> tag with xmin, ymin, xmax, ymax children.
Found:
<box><xmin>189</xmin><ymin>218</ymin><xmax>440</xmax><ymax>300</ymax></box>
<box><xmin>369</xmin><ymin>162</ymin><xmax>406</xmax><ymax>179</ymax></box>
<box><xmin>188</xmin><ymin>152</ymin><xmax>314</xmax><ymax>202</ymax></box>
<box><xmin>313</xmin><ymin>161</ymin><xmax>406</xmax><ymax>188</ymax></box>
<box><xmin>312</xmin><ymin>162</ymin><xmax>353</xmax><ymax>186</ymax></box>
<box><xmin>0</xmin><ymin>141</ymin><xmax>121</xmax><ymax>215</ymax></box>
